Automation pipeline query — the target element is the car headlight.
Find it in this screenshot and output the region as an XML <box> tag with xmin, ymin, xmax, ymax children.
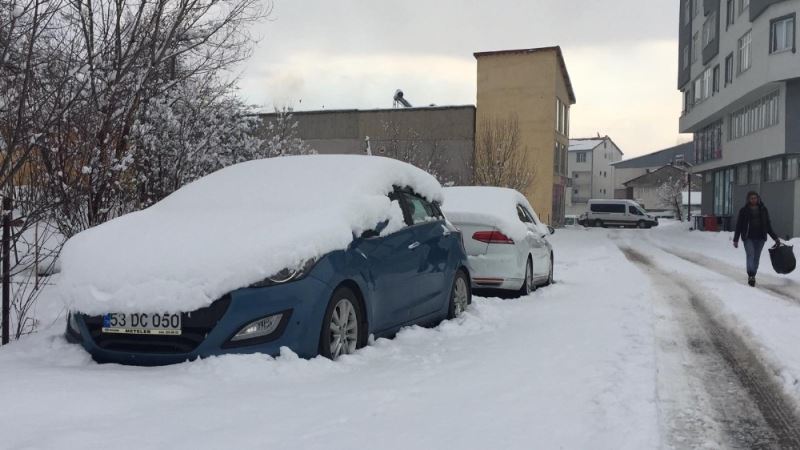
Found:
<box><xmin>250</xmin><ymin>259</ymin><xmax>317</xmax><ymax>288</ymax></box>
<box><xmin>230</xmin><ymin>313</ymin><xmax>285</xmax><ymax>342</ymax></box>
<box><xmin>66</xmin><ymin>311</ymin><xmax>81</xmax><ymax>338</ymax></box>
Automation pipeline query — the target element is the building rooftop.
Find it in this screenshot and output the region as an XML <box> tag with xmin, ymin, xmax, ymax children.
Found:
<box><xmin>473</xmin><ymin>46</ymin><xmax>576</xmax><ymax>104</ymax></box>
<box><xmin>255</xmin><ymin>105</ymin><xmax>476</xmax><ymax>117</ymax></box>
<box><xmin>568</xmin><ymin>138</ymin><xmax>604</xmax><ymax>151</ymax></box>
<box><xmin>611</xmin><ymin>142</ymin><xmax>694</xmax><ymax>169</ymax></box>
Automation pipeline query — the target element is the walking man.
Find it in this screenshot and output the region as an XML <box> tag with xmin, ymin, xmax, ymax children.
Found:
<box><xmin>733</xmin><ymin>191</ymin><xmax>780</xmax><ymax>286</ymax></box>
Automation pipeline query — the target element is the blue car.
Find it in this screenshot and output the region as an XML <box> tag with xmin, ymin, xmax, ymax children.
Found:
<box><xmin>63</xmin><ymin>156</ymin><xmax>471</xmax><ymax>365</ymax></box>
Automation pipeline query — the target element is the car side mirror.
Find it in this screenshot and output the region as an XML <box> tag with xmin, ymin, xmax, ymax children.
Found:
<box><xmin>360</xmin><ymin>220</ymin><xmax>389</xmax><ymax>239</ymax></box>
<box><xmin>548</xmin><ymin>226</ymin><xmax>555</xmax><ymax>235</ymax></box>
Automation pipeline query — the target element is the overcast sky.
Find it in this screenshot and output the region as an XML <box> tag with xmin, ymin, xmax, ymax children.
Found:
<box><xmin>237</xmin><ymin>0</ymin><xmax>692</xmax><ymax>158</ymax></box>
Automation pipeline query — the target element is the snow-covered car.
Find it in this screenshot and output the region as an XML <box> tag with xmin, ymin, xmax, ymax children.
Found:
<box><xmin>442</xmin><ymin>187</ymin><xmax>554</xmax><ymax>295</ymax></box>
<box><xmin>62</xmin><ymin>155</ymin><xmax>471</xmax><ymax>364</ymax></box>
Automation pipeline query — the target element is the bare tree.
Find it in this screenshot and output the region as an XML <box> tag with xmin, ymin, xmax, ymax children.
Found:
<box><xmin>260</xmin><ymin>107</ymin><xmax>314</xmax><ymax>158</ymax></box>
<box><xmin>376</xmin><ymin>120</ymin><xmax>454</xmax><ymax>185</ymax></box>
<box><xmin>32</xmin><ymin>0</ymin><xmax>271</xmax><ymax>237</ymax></box>
<box><xmin>657</xmin><ymin>175</ymin><xmax>686</xmax><ymax>221</ymax></box>
<box><xmin>473</xmin><ymin>115</ymin><xmax>535</xmax><ymax>192</ymax></box>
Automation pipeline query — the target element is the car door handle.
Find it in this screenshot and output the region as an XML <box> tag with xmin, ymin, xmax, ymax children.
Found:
<box><xmin>408</xmin><ymin>241</ymin><xmax>421</xmax><ymax>250</ymax></box>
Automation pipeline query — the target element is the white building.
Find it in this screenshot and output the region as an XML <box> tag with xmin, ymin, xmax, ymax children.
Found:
<box><xmin>678</xmin><ymin>0</ymin><xmax>800</xmax><ymax>236</ymax></box>
<box><xmin>567</xmin><ymin>137</ymin><xmax>623</xmax><ymax>214</ymax></box>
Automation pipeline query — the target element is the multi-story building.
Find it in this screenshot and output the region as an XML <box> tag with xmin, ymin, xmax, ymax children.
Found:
<box><xmin>567</xmin><ymin>136</ymin><xmax>624</xmax><ymax>214</ymax></box>
<box><xmin>475</xmin><ymin>47</ymin><xmax>577</xmax><ymax>226</ymax></box>
<box><xmin>678</xmin><ymin>0</ymin><xmax>800</xmax><ymax>236</ymax></box>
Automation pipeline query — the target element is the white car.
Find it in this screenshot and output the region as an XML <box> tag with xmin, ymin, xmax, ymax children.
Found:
<box><xmin>442</xmin><ymin>186</ymin><xmax>554</xmax><ymax>295</ymax></box>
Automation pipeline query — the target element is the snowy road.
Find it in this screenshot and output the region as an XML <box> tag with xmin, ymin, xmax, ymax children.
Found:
<box><xmin>2</xmin><ymin>222</ymin><xmax>800</xmax><ymax>449</ymax></box>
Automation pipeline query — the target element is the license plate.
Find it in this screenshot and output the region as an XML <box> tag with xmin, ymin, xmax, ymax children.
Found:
<box><xmin>102</xmin><ymin>313</ymin><xmax>182</xmax><ymax>336</ymax></box>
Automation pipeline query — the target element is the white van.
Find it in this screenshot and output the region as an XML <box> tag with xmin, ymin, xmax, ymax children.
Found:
<box><xmin>579</xmin><ymin>199</ymin><xmax>658</xmax><ymax>229</ymax></box>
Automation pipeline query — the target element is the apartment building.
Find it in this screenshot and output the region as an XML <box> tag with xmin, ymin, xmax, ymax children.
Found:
<box><xmin>567</xmin><ymin>136</ymin><xmax>624</xmax><ymax>214</ymax></box>
<box><xmin>475</xmin><ymin>47</ymin><xmax>576</xmax><ymax>226</ymax></box>
<box><xmin>678</xmin><ymin>0</ymin><xmax>800</xmax><ymax>236</ymax></box>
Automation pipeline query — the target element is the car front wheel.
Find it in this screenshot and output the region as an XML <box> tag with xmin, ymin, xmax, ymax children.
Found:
<box><xmin>319</xmin><ymin>286</ymin><xmax>365</xmax><ymax>360</ymax></box>
<box><xmin>520</xmin><ymin>258</ymin><xmax>535</xmax><ymax>296</ymax></box>
<box><xmin>447</xmin><ymin>270</ymin><xmax>471</xmax><ymax>319</ymax></box>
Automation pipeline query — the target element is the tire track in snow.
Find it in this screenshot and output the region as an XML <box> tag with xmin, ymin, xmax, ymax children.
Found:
<box><xmin>620</xmin><ymin>246</ymin><xmax>800</xmax><ymax>449</ymax></box>
<box><xmin>653</xmin><ymin>244</ymin><xmax>800</xmax><ymax>305</ymax></box>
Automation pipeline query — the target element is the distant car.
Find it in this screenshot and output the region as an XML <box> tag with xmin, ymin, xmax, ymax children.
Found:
<box><xmin>63</xmin><ymin>155</ymin><xmax>471</xmax><ymax>365</ymax></box>
<box><xmin>442</xmin><ymin>186</ymin><xmax>554</xmax><ymax>295</ymax></box>
<box><xmin>564</xmin><ymin>215</ymin><xmax>578</xmax><ymax>226</ymax></box>
<box><xmin>580</xmin><ymin>199</ymin><xmax>658</xmax><ymax>229</ymax></box>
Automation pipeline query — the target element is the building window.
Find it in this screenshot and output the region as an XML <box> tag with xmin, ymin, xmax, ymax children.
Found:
<box><xmin>683</xmin><ymin>89</ymin><xmax>692</xmax><ymax>113</ymax></box>
<box><xmin>694</xmin><ymin>77</ymin><xmax>703</xmax><ymax>103</ymax></box>
<box><xmin>577</xmin><ymin>152</ymin><xmax>586</xmax><ymax>163</ymax></box>
<box><xmin>738</xmin><ymin>30</ymin><xmax>752</xmax><ymax>73</ymax></box>
<box><xmin>750</xmin><ymin>161</ymin><xmax>762</xmax><ymax>184</ymax></box>
<box><xmin>766</xmin><ymin>158</ymin><xmax>784</xmax><ymax>182</ymax></box>
<box><xmin>725</xmin><ymin>53</ymin><xmax>734</xmax><ymax>85</ymax></box>
<box><xmin>703</xmin><ymin>12</ymin><xmax>718</xmax><ymax>47</ymax></box>
<box><xmin>737</xmin><ymin>164</ymin><xmax>749</xmax><ymax>185</ymax></box>
<box><xmin>770</xmin><ymin>15</ymin><xmax>795</xmax><ymax>53</ymax></box>
<box><xmin>694</xmin><ymin>0</ymin><xmax>701</xmax><ymax>17</ymax></box>
<box><xmin>739</xmin><ymin>0</ymin><xmax>749</xmax><ymax>15</ymax></box>
<box><xmin>684</xmin><ymin>0</ymin><xmax>692</xmax><ymax>25</ymax></box>
<box><xmin>787</xmin><ymin>156</ymin><xmax>799</xmax><ymax>179</ymax></box>
<box><xmin>555</xmin><ymin>99</ymin><xmax>568</xmax><ymax>135</ymax></box>
<box><xmin>713</xmin><ymin>65</ymin><xmax>720</xmax><ymax>94</ymax></box>
<box><xmin>694</xmin><ymin>120</ymin><xmax>723</xmax><ymax>163</ymax></box>
<box><xmin>682</xmin><ymin>45</ymin><xmax>690</xmax><ymax>69</ymax></box>
<box><xmin>729</xmin><ymin>91</ymin><xmax>780</xmax><ymax>140</ymax></box>
<box><xmin>713</xmin><ymin>169</ymin><xmax>734</xmax><ymax>216</ymax></box>
<box><xmin>693</xmin><ymin>32</ymin><xmax>700</xmax><ymax>63</ymax></box>
<box><xmin>727</xmin><ymin>0</ymin><xmax>735</xmax><ymax>29</ymax></box>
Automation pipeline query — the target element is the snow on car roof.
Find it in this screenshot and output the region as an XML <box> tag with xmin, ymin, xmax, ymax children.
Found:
<box><xmin>442</xmin><ymin>186</ymin><xmax>545</xmax><ymax>241</ymax></box>
<box><xmin>59</xmin><ymin>155</ymin><xmax>443</xmax><ymax>315</ymax></box>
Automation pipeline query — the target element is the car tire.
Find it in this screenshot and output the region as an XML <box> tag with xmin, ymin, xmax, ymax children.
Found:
<box><xmin>447</xmin><ymin>270</ymin><xmax>471</xmax><ymax>319</ymax></box>
<box><xmin>519</xmin><ymin>257</ymin><xmax>535</xmax><ymax>296</ymax></box>
<box><xmin>543</xmin><ymin>253</ymin><xmax>554</xmax><ymax>286</ymax></box>
<box><xmin>594</xmin><ymin>220</ymin><xmax>604</xmax><ymax>228</ymax></box>
<box><xmin>319</xmin><ymin>286</ymin><xmax>366</xmax><ymax>360</ymax></box>
<box><xmin>637</xmin><ymin>221</ymin><xmax>647</xmax><ymax>229</ymax></box>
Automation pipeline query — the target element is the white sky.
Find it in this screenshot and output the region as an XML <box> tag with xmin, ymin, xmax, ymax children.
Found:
<box><xmin>237</xmin><ymin>0</ymin><xmax>693</xmax><ymax>158</ymax></box>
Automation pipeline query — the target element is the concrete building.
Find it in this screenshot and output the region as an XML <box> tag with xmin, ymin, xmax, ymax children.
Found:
<box><xmin>567</xmin><ymin>136</ymin><xmax>624</xmax><ymax>214</ymax></box>
<box><xmin>259</xmin><ymin>46</ymin><xmax>577</xmax><ymax>226</ymax></box>
<box><xmin>678</xmin><ymin>0</ymin><xmax>800</xmax><ymax>237</ymax></box>
<box><xmin>622</xmin><ymin>164</ymin><xmax>703</xmax><ymax>213</ymax></box>
<box><xmin>474</xmin><ymin>47</ymin><xmax>577</xmax><ymax>226</ymax></box>
<box><xmin>611</xmin><ymin>142</ymin><xmax>696</xmax><ymax>198</ymax></box>
<box><xmin>259</xmin><ymin>106</ymin><xmax>476</xmax><ymax>185</ymax></box>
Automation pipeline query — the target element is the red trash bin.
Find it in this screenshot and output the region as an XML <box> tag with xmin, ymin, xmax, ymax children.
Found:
<box><xmin>703</xmin><ymin>216</ymin><xmax>719</xmax><ymax>232</ymax></box>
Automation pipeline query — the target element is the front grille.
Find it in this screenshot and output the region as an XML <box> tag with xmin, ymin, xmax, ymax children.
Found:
<box><xmin>83</xmin><ymin>296</ymin><xmax>231</xmax><ymax>354</ymax></box>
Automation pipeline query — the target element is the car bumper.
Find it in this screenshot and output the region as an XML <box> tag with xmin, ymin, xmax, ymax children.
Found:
<box><xmin>467</xmin><ymin>250</ymin><xmax>524</xmax><ymax>291</ymax></box>
<box><xmin>67</xmin><ymin>276</ymin><xmax>332</xmax><ymax>366</ymax></box>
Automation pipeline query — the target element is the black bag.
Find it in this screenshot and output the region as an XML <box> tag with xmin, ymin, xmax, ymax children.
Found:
<box><xmin>769</xmin><ymin>244</ymin><xmax>796</xmax><ymax>274</ymax></box>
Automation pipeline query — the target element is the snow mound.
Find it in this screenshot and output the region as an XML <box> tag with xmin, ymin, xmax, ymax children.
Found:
<box><xmin>442</xmin><ymin>186</ymin><xmax>547</xmax><ymax>240</ymax></box>
<box><xmin>59</xmin><ymin>155</ymin><xmax>442</xmax><ymax>315</ymax></box>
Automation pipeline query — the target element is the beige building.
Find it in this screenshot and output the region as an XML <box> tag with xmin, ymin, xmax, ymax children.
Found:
<box><xmin>474</xmin><ymin>47</ymin><xmax>576</xmax><ymax>226</ymax></box>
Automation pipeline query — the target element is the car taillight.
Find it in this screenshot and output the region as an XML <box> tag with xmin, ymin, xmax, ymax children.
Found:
<box><xmin>472</xmin><ymin>231</ymin><xmax>514</xmax><ymax>244</ymax></box>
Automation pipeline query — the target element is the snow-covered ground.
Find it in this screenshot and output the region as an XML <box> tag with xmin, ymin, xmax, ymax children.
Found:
<box><xmin>2</xmin><ymin>223</ymin><xmax>799</xmax><ymax>449</ymax></box>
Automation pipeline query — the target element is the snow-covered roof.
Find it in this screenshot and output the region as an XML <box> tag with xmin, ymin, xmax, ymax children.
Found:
<box><xmin>59</xmin><ymin>155</ymin><xmax>443</xmax><ymax>315</ymax></box>
<box><xmin>569</xmin><ymin>139</ymin><xmax>604</xmax><ymax>151</ymax></box>
<box><xmin>442</xmin><ymin>187</ymin><xmax>548</xmax><ymax>240</ymax></box>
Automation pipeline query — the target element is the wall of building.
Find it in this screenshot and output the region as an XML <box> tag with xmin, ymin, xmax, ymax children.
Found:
<box><xmin>258</xmin><ymin>106</ymin><xmax>476</xmax><ymax>185</ymax></box>
<box><xmin>591</xmin><ymin>140</ymin><xmax>623</xmax><ymax>199</ymax></box>
<box><xmin>680</xmin><ymin>1</ymin><xmax>800</xmax><ymax>133</ymax></box>
<box><xmin>732</xmin><ymin>180</ymin><xmax>798</xmax><ymax>237</ymax></box>
<box><xmin>476</xmin><ymin>50</ymin><xmax>566</xmax><ymax>225</ymax></box>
